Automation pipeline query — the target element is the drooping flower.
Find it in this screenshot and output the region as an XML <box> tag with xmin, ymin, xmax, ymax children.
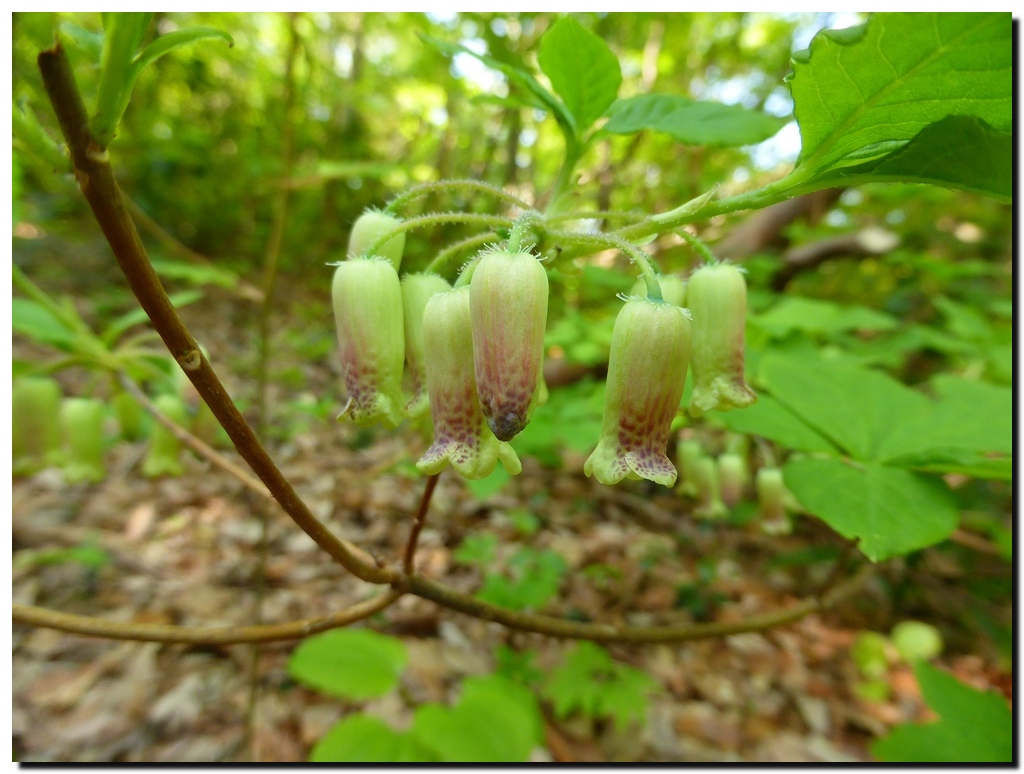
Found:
<box><xmin>142</xmin><ymin>394</ymin><xmax>189</xmax><ymax>478</ymax></box>
<box><xmin>717</xmin><ymin>453</ymin><xmax>748</xmax><ymax>507</ymax></box>
<box><xmin>675</xmin><ymin>438</ymin><xmax>704</xmax><ymax>498</ymax></box>
<box><xmin>694</xmin><ymin>456</ymin><xmax>727</xmax><ymax>519</ymax></box>
<box><xmin>470</xmin><ymin>249</ymin><xmax>549</xmax><ymax>442</ymax></box>
<box><xmin>332</xmin><ymin>257</ymin><xmax>406</xmax><ymax>428</ymax></box>
<box><xmin>686</xmin><ymin>262</ymin><xmax>756</xmax><ymax>415</ymax></box>
<box><xmin>756</xmin><ymin>467</ymin><xmax>792</xmax><ymax>535</ymax></box>
<box><xmin>401</xmin><ymin>273</ymin><xmax>451</xmax><ymax>420</ymax></box>
<box><xmin>584</xmin><ymin>298</ymin><xmax>691</xmax><ymax>487</ymax></box>
<box><xmin>13</xmin><ymin>376</ymin><xmax>64</xmax><ymax>475</ymax></box>
<box><xmin>61</xmin><ymin>397</ymin><xmax>107</xmax><ymax>484</ymax></box>
<box><xmin>417</xmin><ymin>287</ymin><xmax>521</xmax><ymax>479</ymax></box>
<box><xmin>348</xmin><ymin>210</ymin><xmax>406</xmax><ymax>270</ymax></box>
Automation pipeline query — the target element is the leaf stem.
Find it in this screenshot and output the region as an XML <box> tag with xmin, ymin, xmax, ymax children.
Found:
<box><xmin>383</xmin><ymin>179</ymin><xmax>531</xmax><ymax>215</ymax></box>
<box><xmin>360</xmin><ymin>212</ymin><xmax>513</xmax><ymax>261</ymax></box>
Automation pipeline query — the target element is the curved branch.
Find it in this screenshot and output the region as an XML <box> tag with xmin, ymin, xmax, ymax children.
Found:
<box><xmin>401</xmin><ymin>565</ymin><xmax>870</xmax><ymax>644</ymax></box>
<box><xmin>37</xmin><ymin>43</ymin><xmax>394</xmax><ymax>587</ymax></box>
<box><xmin>12</xmin><ymin>590</ymin><xmax>402</xmax><ymax>645</ymax></box>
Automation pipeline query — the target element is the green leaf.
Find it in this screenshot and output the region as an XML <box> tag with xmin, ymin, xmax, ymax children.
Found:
<box><xmin>820</xmin><ymin>115</ymin><xmax>1011</xmax><ymax>201</ymax></box>
<box><xmin>130</xmin><ymin>26</ymin><xmax>233</xmax><ymax>75</ymax></box>
<box><xmin>12</xmin><ymin>298</ymin><xmax>77</xmax><ymax>350</ymax></box>
<box><xmin>783</xmin><ymin>14</ymin><xmax>1012</xmax><ymax>200</ymax></box>
<box><xmin>759</xmin><ymin>353</ymin><xmax>929</xmax><ymax>461</ymax></box>
<box><xmin>287</xmin><ymin>627</ymin><xmax>407</xmax><ymax>701</ymax></box>
<box><xmin>709</xmin><ymin>393</ymin><xmax>837</xmax><ymax>455</ymax></box>
<box><xmin>875</xmin><ymin>376</ymin><xmax>1012</xmax><ymax>463</ymax></box>
<box><xmin>150</xmin><ymin>258</ymin><xmax>239</xmax><ymax>289</ymax></box>
<box><xmin>413</xmin><ymin>675</ymin><xmax>542</xmax><ymax>762</ymax></box>
<box><xmin>452</xmin><ymin>533</ymin><xmax>498</xmax><ymax>567</ymax></box>
<box><xmin>542</xmin><ymin>642</ymin><xmax>658</xmax><ymax>729</ymax></box>
<box><xmin>311</xmin><ymin>715</ymin><xmax>438</xmax><ymax>763</ymax></box>
<box><xmin>788</xmin><ymin>14</ymin><xmax>1010</xmax><ymax>187</ymax></box>
<box><xmin>750</xmin><ymin>296</ymin><xmax>897</xmax><ymax>338</ymax></box>
<box><xmin>419</xmin><ymin>32</ymin><xmax>573</xmax><ymax>133</ymax></box>
<box><xmin>537</xmin><ymin>17</ymin><xmax>621</xmax><ymax>137</ymax></box>
<box><xmin>603</xmin><ymin>94</ymin><xmax>786</xmax><ymax>147</ymax></box>
<box><xmin>783</xmin><ymin>457</ymin><xmax>958</xmax><ymax>561</ymax></box>
<box><xmin>92</xmin><ymin>13</ymin><xmax>154</xmax><ymax>146</ymax></box>
<box><xmin>477</xmin><ymin>548</ymin><xmax>567</xmax><ymax>612</ymax></box>
<box><xmin>100</xmin><ymin>290</ymin><xmax>203</xmax><ymax>346</ymax></box>
<box><xmin>872</xmin><ymin>661</ymin><xmax>1011</xmax><ymax>762</ymax></box>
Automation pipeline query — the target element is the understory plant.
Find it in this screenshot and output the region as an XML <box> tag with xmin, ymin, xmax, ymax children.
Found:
<box><xmin>13</xmin><ymin>11</ymin><xmax>1011</xmax><ymax>763</ymax></box>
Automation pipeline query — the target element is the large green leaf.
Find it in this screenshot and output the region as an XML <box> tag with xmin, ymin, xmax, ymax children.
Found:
<box><xmin>709</xmin><ymin>393</ymin><xmax>837</xmax><ymax>455</ymax></box>
<box><xmin>287</xmin><ymin>628</ymin><xmax>407</xmax><ymax>701</ymax></box>
<box><xmin>750</xmin><ymin>296</ymin><xmax>897</xmax><ymax>338</ymax></box>
<box><xmin>758</xmin><ymin>353</ymin><xmax>929</xmax><ymax>461</ymax></box>
<box><xmin>537</xmin><ymin>17</ymin><xmax>621</xmax><ymax>137</ymax></box>
<box><xmin>872</xmin><ymin>661</ymin><xmax>1012</xmax><ymax>762</ymax></box>
<box><xmin>874</xmin><ymin>376</ymin><xmax>1011</xmax><ymax>462</ymax></box>
<box><xmin>787</xmin><ymin>13</ymin><xmax>1011</xmax><ymax>199</ymax></box>
<box><xmin>310</xmin><ymin>715</ymin><xmax>438</xmax><ymax>763</ymax></box>
<box><xmin>821</xmin><ymin>114</ymin><xmax>1012</xmax><ymax>200</ymax></box>
<box><xmin>603</xmin><ymin>94</ymin><xmax>786</xmax><ymax>147</ymax></box>
<box><xmin>413</xmin><ymin>675</ymin><xmax>542</xmax><ymax>762</ymax></box>
<box><xmin>783</xmin><ymin>457</ymin><xmax>958</xmax><ymax>561</ymax></box>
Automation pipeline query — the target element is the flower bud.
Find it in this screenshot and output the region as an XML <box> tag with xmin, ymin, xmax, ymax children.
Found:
<box><xmin>629</xmin><ymin>274</ymin><xmax>686</xmax><ymax>307</ymax></box>
<box><xmin>686</xmin><ymin>263</ymin><xmax>756</xmax><ymax>415</ymax></box>
<box><xmin>417</xmin><ymin>287</ymin><xmax>521</xmax><ymax>480</ymax></box>
<box><xmin>113</xmin><ymin>390</ymin><xmax>146</xmax><ymax>441</ymax></box>
<box><xmin>401</xmin><ymin>273</ymin><xmax>452</xmax><ymax>420</ymax></box>
<box><xmin>13</xmin><ymin>376</ymin><xmax>64</xmax><ymax>475</ymax></box>
<box><xmin>348</xmin><ymin>210</ymin><xmax>405</xmax><ymax>270</ymax></box>
<box><xmin>61</xmin><ymin>397</ymin><xmax>107</xmax><ymax>484</ymax></box>
<box><xmin>694</xmin><ymin>456</ymin><xmax>727</xmax><ymax>519</ymax></box>
<box><xmin>675</xmin><ymin>438</ymin><xmax>704</xmax><ymax>498</ymax></box>
<box><xmin>584</xmin><ymin>299</ymin><xmax>691</xmax><ymax>487</ymax></box>
<box><xmin>717</xmin><ymin>453</ymin><xmax>748</xmax><ymax>507</ymax></box>
<box><xmin>756</xmin><ymin>467</ymin><xmax>792</xmax><ymax>534</ymax></box>
<box><xmin>332</xmin><ymin>257</ymin><xmax>406</xmax><ymax>428</ymax></box>
<box><xmin>142</xmin><ymin>394</ymin><xmax>189</xmax><ymax>477</ymax></box>
<box><xmin>470</xmin><ymin>249</ymin><xmax>549</xmax><ymax>441</ymax></box>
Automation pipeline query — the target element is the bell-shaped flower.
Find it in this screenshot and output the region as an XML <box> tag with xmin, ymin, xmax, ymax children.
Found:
<box><xmin>61</xmin><ymin>397</ymin><xmax>107</xmax><ymax>484</ymax></box>
<box><xmin>584</xmin><ymin>298</ymin><xmax>691</xmax><ymax>487</ymax></box>
<box><xmin>470</xmin><ymin>249</ymin><xmax>549</xmax><ymax>442</ymax></box>
<box><xmin>630</xmin><ymin>273</ymin><xmax>687</xmax><ymax>307</ymax></box>
<box><xmin>717</xmin><ymin>453</ymin><xmax>748</xmax><ymax>507</ymax></box>
<box><xmin>417</xmin><ymin>287</ymin><xmax>521</xmax><ymax>479</ymax></box>
<box><xmin>332</xmin><ymin>257</ymin><xmax>406</xmax><ymax>428</ymax></box>
<box><xmin>348</xmin><ymin>210</ymin><xmax>406</xmax><ymax>270</ymax></box>
<box><xmin>401</xmin><ymin>273</ymin><xmax>451</xmax><ymax>420</ymax></box>
<box><xmin>686</xmin><ymin>262</ymin><xmax>756</xmax><ymax>415</ymax></box>
<box><xmin>756</xmin><ymin>467</ymin><xmax>792</xmax><ymax>535</ymax></box>
<box><xmin>142</xmin><ymin>394</ymin><xmax>189</xmax><ymax>478</ymax></box>
<box><xmin>13</xmin><ymin>376</ymin><xmax>64</xmax><ymax>475</ymax></box>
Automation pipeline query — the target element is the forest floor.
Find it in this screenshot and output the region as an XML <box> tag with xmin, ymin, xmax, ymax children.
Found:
<box><xmin>12</xmin><ymin>235</ymin><xmax>1012</xmax><ymax>762</ymax></box>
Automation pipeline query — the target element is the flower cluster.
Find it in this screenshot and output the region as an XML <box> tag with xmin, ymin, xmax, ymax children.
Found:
<box><xmin>333</xmin><ymin>207</ymin><xmax>755</xmax><ymax>490</ymax></box>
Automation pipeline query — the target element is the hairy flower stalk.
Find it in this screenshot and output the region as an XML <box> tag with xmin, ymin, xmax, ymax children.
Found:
<box><xmin>348</xmin><ymin>210</ymin><xmax>406</xmax><ymax>270</ymax></box>
<box><xmin>585</xmin><ymin>299</ymin><xmax>691</xmax><ymax>487</ymax></box>
<box><xmin>470</xmin><ymin>249</ymin><xmax>549</xmax><ymax>442</ymax></box>
<box><xmin>686</xmin><ymin>262</ymin><xmax>756</xmax><ymax>415</ymax></box>
<box><xmin>417</xmin><ymin>287</ymin><xmax>521</xmax><ymax>479</ymax></box>
<box><xmin>332</xmin><ymin>257</ymin><xmax>406</xmax><ymax>428</ymax></box>
<box><xmin>401</xmin><ymin>273</ymin><xmax>451</xmax><ymax>420</ymax></box>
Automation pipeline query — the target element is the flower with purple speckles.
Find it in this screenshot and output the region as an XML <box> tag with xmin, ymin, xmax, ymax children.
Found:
<box><xmin>401</xmin><ymin>272</ymin><xmax>451</xmax><ymax>420</ymax></box>
<box><xmin>470</xmin><ymin>249</ymin><xmax>549</xmax><ymax>442</ymax></box>
<box><xmin>417</xmin><ymin>287</ymin><xmax>522</xmax><ymax>480</ymax></box>
<box><xmin>686</xmin><ymin>262</ymin><xmax>756</xmax><ymax>415</ymax></box>
<box><xmin>332</xmin><ymin>257</ymin><xmax>406</xmax><ymax>428</ymax></box>
<box><xmin>584</xmin><ymin>298</ymin><xmax>691</xmax><ymax>487</ymax></box>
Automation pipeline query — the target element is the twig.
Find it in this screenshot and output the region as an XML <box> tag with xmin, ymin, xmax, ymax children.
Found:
<box><xmin>12</xmin><ymin>590</ymin><xmax>401</xmax><ymax>644</ymax></box>
<box><xmin>403</xmin><ymin>474</ymin><xmax>440</xmax><ymax>574</ymax></box>
<box><xmin>37</xmin><ymin>43</ymin><xmax>393</xmax><ymax>587</ymax></box>
<box><xmin>118</xmin><ymin>373</ymin><xmax>271</xmax><ymax>499</ymax></box>
<box><xmin>950</xmin><ymin>528</ymin><xmax>1003</xmax><ymax>556</ymax></box>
